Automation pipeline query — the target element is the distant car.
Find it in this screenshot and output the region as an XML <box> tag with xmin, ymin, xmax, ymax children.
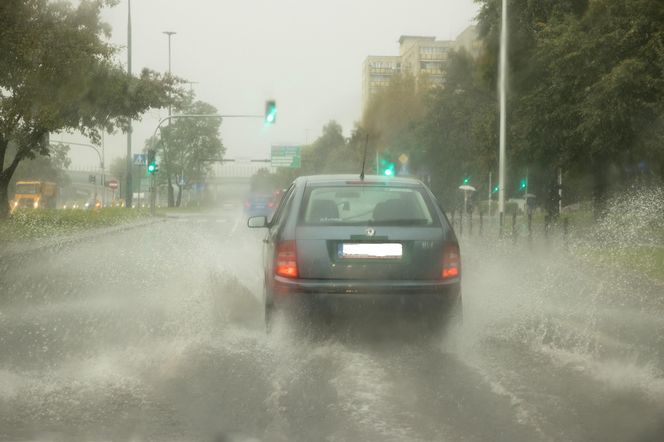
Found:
<box><xmin>84</xmin><ymin>198</ymin><xmax>101</xmax><ymax>209</ymax></box>
<box><xmin>248</xmin><ymin>175</ymin><xmax>462</xmax><ymax>334</ymax></box>
<box><xmin>244</xmin><ymin>192</ymin><xmax>277</xmax><ymax>219</ymax></box>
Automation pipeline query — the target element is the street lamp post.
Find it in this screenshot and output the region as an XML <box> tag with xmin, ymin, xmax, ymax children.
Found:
<box><xmin>498</xmin><ymin>0</ymin><xmax>508</xmax><ymax>232</ymax></box>
<box><xmin>125</xmin><ymin>0</ymin><xmax>133</xmax><ymax>208</ymax></box>
<box><xmin>162</xmin><ymin>31</ymin><xmax>176</xmax><ymax>208</ymax></box>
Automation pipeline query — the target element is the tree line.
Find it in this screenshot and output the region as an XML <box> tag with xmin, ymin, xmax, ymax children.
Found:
<box><xmin>262</xmin><ymin>0</ymin><xmax>664</xmax><ymax>219</ymax></box>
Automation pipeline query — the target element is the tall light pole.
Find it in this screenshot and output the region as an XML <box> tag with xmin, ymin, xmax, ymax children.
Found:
<box><xmin>163</xmin><ymin>31</ymin><xmax>176</xmax><ymax>207</ymax></box>
<box><xmin>498</xmin><ymin>0</ymin><xmax>508</xmax><ymax>229</ymax></box>
<box><xmin>125</xmin><ymin>0</ymin><xmax>133</xmax><ymax>208</ymax></box>
<box><xmin>163</xmin><ymin>31</ymin><xmax>176</xmax><ymax>115</ymax></box>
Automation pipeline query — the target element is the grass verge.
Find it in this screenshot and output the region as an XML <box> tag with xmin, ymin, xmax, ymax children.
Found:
<box><xmin>573</xmin><ymin>244</ymin><xmax>664</xmax><ymax>284</ymax></box>
<box><xmin>0</xmin><ymin>208</ymin><xmax>150</xmax><ymax>242</ymax></box>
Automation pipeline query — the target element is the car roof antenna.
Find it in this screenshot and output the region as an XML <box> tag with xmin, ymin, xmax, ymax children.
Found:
<box><xmin>360</xmin><ymin>133</ymin><xmax>369</xmax><ymax>181</ymax></box>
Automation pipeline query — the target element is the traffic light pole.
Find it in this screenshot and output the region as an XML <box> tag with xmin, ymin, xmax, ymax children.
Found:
<box><xmin>488</xmin><ymin>171</ymin><xmax>492</xmax><ymax>217</ymax></box>
<box><xmin>148</xmin><ymin>113</ymin><xmax>266</xmax><ymax>215</ymax></box>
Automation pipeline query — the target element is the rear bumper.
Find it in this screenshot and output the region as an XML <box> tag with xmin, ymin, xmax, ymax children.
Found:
<box><xmin>270</xmin><ymin>276</ymin><xmax>461</xmax><ymax>312</ymax></box>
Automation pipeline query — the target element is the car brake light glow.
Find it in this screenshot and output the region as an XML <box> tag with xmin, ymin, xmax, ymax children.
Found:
<box><xmin>442</xmin><ymin>244</ymin><xmax>460</xmax><ymax>279</ymax></box>
<box><xmin>268</xmin><ymin>201</ymin><xmax>275</xmax><ymax>208</ymax></box>
<box><xmin>276</xmin><ymin>240</ymin><xmax>298</xmax><ymax>278</ymax></box>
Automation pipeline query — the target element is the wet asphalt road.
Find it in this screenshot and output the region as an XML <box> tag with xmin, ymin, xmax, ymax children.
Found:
<box><xmin>1</xmin><ymin>207</ymin><xmax>664</xmax><ymax>442</ymax></box>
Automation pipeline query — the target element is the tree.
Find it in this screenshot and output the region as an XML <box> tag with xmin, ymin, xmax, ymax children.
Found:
<box><xmin>270</xmin><ymin>120</ymin><xmax>357</xmax><ymax>187</ymax></box>
<box><xmin>9</xmin><ymin>142</ymin><xmax>71</xmax><ymax>187</ymax></box>
<box><xmin>416</xmin><ymin>49</ymin><xmax>498</xmax><ymax>208</ymax></box>
<box><xmin>149</xmin><ymin>99</ymin><xmax>225</xmax><ymax>207</ymax></box>
<box><xmin>362</xmin><ymin>73</ymin><xmax>426</xmax><ymax>171</ymax></box>
<box><xmin>0</xmin><ymin>0</ymin><xmax>182</xmax><ymax>218</ymax></box>
<box><xmin>475</xmin><ymin>0</ymin><xmax>664</xmax><ymax>217</ymax></box>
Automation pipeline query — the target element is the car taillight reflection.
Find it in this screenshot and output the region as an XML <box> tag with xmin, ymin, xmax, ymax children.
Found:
<box><xmin>441</xmin><ymin>244</ymin><xmax>460</xmax><ymax>280</ymax></box>
<box><xmin>275</xmin><ymin>240</ymin><xmax>298</xmax><ymax>278</ymax></box>
<box><xmin>267</xmin><ymin>200</ymin><xmax>275</xmax><ymax>209</ymax></box>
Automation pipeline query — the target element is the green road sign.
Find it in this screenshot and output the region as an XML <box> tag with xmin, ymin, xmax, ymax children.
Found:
<box><xmin>271</xmin><ymin>145</ymin><xmax>301</xmax><ymax>168</ymax></box>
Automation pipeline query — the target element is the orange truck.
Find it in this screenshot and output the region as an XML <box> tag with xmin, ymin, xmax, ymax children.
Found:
<box><xmin>12</xmin><ymin>181</ymin><xmax>58</xmax><ymax>212</ymax></box>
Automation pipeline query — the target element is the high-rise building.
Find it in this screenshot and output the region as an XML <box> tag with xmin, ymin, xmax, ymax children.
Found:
<box><xmin>362</xmin><ymin>26</ymin><xmax>479</xmax><ymax>113</ymax></box>
<box><xmin>399</xmin><ymin>35</ymin><xmax>455</xmax><ymax>88</ymax></box>
<box><xmin>362</xmin><ymin>55</ymin><xmax>402</xmax><ymax>113</ymax></box>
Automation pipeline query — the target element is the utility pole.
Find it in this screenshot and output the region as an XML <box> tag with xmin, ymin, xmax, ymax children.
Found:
<box><xmin>125</xmin><ymin>0</ymin><xmax>133</xmax><ymax>208</ymax></box>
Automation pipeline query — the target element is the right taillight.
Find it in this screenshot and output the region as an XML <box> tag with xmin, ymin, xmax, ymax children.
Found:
<box><xmin>275</xmin><ymin>240</ymin><xmax>298</xmax><ymax>279</ymax></box>
<box><xmin>442</xmin><ymin>244</ymin><xmax>460</xmax><ymax>280</ymax></box>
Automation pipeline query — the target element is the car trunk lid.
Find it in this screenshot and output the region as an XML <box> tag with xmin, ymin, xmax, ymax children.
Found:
<box><xmin>295</xmin><ymin>225</ymin><xmax>446</xmax><ymax>280</ymax></box>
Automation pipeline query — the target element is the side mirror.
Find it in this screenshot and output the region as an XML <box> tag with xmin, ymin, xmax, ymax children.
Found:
<box><xmin>247</xmin><ymin>216</ymin><xmax>268</xmax><ymax>228</ymax></box>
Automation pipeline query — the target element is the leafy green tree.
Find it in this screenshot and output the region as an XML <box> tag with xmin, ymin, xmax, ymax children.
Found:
<box><xmin>0</xmin><ymin>0</ymin><xmax>182</xmax><ymax>217</ymax></box>
<box><xmin>362</xmin><ymin>73</ymin><xmax>426</xmax><ymax>171</ymax></box>
<box><xmin>149</xmin><ymin>99</ymin><xmax>225</xmax><ymax>207</ymax></box>
<box><xmin>270</xmin><ymin>120</ymin><xmax>356</xmax><ymax>187</ymax></box>
<box><xmin>416</xmin><ymin>50</ymin><xmax>498</xmax><ymax>208</ymax></box>
<box><xmin>476</xmin><ymin>0</ymin><xmax>664</xmax><ymax>217</ymax></box>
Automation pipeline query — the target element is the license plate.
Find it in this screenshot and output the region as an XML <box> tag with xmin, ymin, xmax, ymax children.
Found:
<box><xmin>339</xmin><ymin>243</ymin><xmax>403</xmax><ymax>260</ymax></box>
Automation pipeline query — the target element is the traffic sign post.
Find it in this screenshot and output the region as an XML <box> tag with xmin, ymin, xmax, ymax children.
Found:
<box><xmin>271</xmin><ymin>145</ymin><xmax>301</xmax><ymax>168</ymax></box>
<box><xmin>133</xmin><ymin>154</ymin><xmax>146</xmax><ymax>166</ymax></box>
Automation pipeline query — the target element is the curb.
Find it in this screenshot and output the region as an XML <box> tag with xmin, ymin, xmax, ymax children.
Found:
<box><xmin>0</xmin><ymin>217</ymin><xmax>168</xmax><ymax>260</ymax></box>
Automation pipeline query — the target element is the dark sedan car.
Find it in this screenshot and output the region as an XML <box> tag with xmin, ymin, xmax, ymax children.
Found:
<box><xmin>244</xmin><ymin>192</ymin><xmax>278</xmax><ymax>219</ymax></box>
<box><xmin>248</xmin><ymin>175</ymin><xmax>461</xmax><ymax>334</ymax></box>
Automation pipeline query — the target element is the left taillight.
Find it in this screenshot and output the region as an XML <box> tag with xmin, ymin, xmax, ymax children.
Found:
<box><xmin>441</xmin><ymin>243</ymin><xmax>460</xmax><ymax>280</ymax></box>
<box><xmin>275</xmin><ymin>240</ymin><xmax>298</xmax><ymax>279</ymax></box>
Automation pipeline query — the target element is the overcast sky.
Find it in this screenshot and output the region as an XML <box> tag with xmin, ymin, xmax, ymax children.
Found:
<box><xmin>65</xmin><ymin>0</ymin><xmax>479</xmax><ymax>170</ymax></box>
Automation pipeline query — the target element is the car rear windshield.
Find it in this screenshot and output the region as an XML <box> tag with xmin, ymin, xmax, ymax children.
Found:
<box><xmin>301</xmin><ymin>185</ymin><xmax>437</xmax><ymax>226</ymax></box>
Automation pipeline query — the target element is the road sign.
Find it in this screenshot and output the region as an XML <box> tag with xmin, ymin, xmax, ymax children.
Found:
<box><xmin>107</xmin><ymin>179</ymin><xmax>119</xmax><ymax>190</ymax></box>
<box><xmin>133</xmin><ymin>154</ymin><xmax>146</xmax><ymax>166</ymax></box>
<box><xmin>271</xmin><ymin>145</ymin><xmax>301</xmax><ymax>168</ymax></box>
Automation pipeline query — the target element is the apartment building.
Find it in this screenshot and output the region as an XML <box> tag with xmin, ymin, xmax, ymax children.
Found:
<box><xmin>361</xmin><ymin>55</ymin><xmax>402</xmax><ymax>112</ymax></box>
<box><xmin>362</xmin><ymin>26</ymin><xmax>479</xmax><ymax>112</ymax></box>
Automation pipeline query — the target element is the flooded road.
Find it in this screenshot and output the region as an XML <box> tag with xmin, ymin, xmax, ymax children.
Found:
<box><xmin>1</xmin><ymin>208</ymin><xmax>663</xmax><ymax>441</ymax></box>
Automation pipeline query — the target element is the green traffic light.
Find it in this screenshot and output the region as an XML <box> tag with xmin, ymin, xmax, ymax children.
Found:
<box><xmin>146</xmin><ymin>149</ymin><xmax>157</xmax><ymax>174</ymax></box>
<box><xmin>265</xmin><ymin>100</ymin><xmax>277</xmax><ymax>125</ymax></box>
<box><xmin>382</xmin><ymin>161</ymin><xmax>395</xmax><ymax>176</ymax></box>
<box><xmin>492</xmin><ymin>186</ymin><xmax>499</xmax><ymax>193</ymax></box>
<box><xmin>463</xmin><ymin>177</ymin><xmax>470</xmax><ymax>184</ymax></box>
<box><xmin>520</xmin><ymin>178</ymin><xmax>527</xmax><ymax>189</ymax></box>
